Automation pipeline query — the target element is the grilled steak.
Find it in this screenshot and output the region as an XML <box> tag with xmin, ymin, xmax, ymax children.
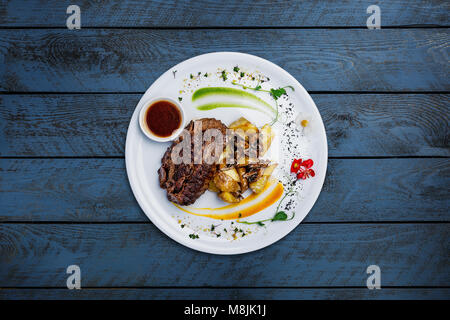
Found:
<box><xmin>158</xmin><ymin>118</ymin><xmax>227</xmax><ymax>205</ymax></box>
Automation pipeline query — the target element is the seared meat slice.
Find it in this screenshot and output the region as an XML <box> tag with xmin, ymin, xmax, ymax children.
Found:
<box><xmin>158</xmin><ymin>118</ymin><xmax>227</xmax><ymax>205</ymax></box>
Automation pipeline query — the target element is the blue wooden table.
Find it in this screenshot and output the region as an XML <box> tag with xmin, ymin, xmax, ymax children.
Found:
<box><xmin>0</xmin><ymin>0</ymin><xmax>449</xmax><ymax>300</ymax></box>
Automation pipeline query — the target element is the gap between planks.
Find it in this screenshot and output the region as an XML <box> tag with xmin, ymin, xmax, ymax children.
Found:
<box><xmin>1</xmin><ymin>156</ymin><xmax>449</xmax><ymax>159</ymax></box>
<box><xmin>0</xmin><ymin>26</ymin><xmax>448</xmax><ymax>30</ymax></box>
<box><xmin>0</xmin><ymin>221</ymin><xmax>449</xmax><ymax>224</ymax></box>
<box><xmin>1</xmin><ymin>91</ymin><xmax>449</xmax><ymax>95</ymax></box>
<box><xmin>1</xmin><ymin>286</ymin><xmax>450</xmax><ymax>289</ymax></box>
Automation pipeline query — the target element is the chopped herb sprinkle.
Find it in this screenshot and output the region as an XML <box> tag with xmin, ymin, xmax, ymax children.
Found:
<box><xmin>221</xmin><ymin>70</ymin><xmax>227</xmax><ymax>81</ymax></box>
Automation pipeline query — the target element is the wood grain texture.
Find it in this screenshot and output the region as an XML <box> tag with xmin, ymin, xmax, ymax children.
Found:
<box><xmin>0</xmin><ymin>158</ymin><xmax>449</xmax><ymax>222</ymax></box>
<box><xmin>0</xmin><ymin>0</ymin><xmax>448</xmax><ymax>27</ymax></box>
<box><xmin>0</xmin><ymin>223</ymin><xmax>448</xmax><ymax>287</ymax></box>
<box><xmin>0</xmin><ymin>29</ymin><xmax>448</xmax><ymax>92</ymax></box>
<box><xmin>1</xmin><ymin>288</ymin><xmax>449</xmax><ymax>300</ymax></box>
<box><xmin>1</xmin><ymin>94</ymin><xmax>448</xmax><ymax>157</ymax></box>
<box><xmin>0</xmin><ymin>1</ymin><xmax>449</xmax><ymax>301</ymax></box>
<box><xmin>0</xmin><ymin>94</ymin><xmax>134</xmax><ymax>157</ymax></box>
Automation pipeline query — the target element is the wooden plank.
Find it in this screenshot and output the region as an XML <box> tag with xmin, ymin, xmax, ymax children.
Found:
<box><xmin>1</xmin><ymin>94</ymin><xmax>448</xmax><ymax>157</ymax></box>
<box><xmin>0</xmin><ymin>223</ymin><xmax>448</xmax><ymax>287</ymax></box>
<box><xmin>0</xmin><ymin>0</ymin><xmax>448</xmax><ymax>27</ymax></box>
<box><xmin>0</xmin><ymin>94</ymin><xmax>135</xmax><ymax>157</ymax></box>
<box><xmin>0</xmin><ymin>29</ymin><xmax>448</xmax><ymax>92</ymax></box>
<box><xmin>1</xmin><ymin>158</ymin><xmax>448</xmax><ymax>222</ymax></box>
<box><xmin>1</xmin><ymin>288</ymin><xmax>449</xmax><ymax>300</ymax></box>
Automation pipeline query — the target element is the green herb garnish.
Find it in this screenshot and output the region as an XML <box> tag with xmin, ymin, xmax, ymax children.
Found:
<box><xmin>272</xmin><ymin>211</ymin><xmax>288</xmax><ymax>221</ymax></box>
<box><xmin>233</xmin><ymin>66</ymin><xmax>240</xmax><ymax>72</ymax></box>
<box><xmin>231</xmin><ymin>81</ymin><xmax>294</xmax><ymax>125</ymax></box>
<box><xmin>237</xmin><ymin>189</ymin><xmax>295</xmax><ymax>226</ymax></box>
<box><xmin>270</xmin><ymin>88</ymin><xmax>286</xmax><ymax>100</ymax></box>
<box><xmin>270</xmin><ymin>86</ymin><xmax>294</xmax><ymax>100</ymax></box>
<box><xmin>189</xmin><ymin>233</ymin><xmax>199</xmax><ymax>239</ymax></box>
<box><xmin>221</xmin><ymin>70</ymin><xmax>227</xmax><ymax>81</ymax></box>
<box><xmin>178</xmin><ymin>97</ymin><xmax>182</xmax><ymax>101</ymax></box>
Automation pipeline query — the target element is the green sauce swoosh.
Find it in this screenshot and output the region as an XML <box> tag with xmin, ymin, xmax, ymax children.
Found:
<box><xmin>196</xmin><ymin>102</ymin><xmax>272</xmax><ymax>116</ymax></box>
<box><xmin>192</xmin><ymin>87</ymin><xmax>276</xmax><ymax>114</ymax></box>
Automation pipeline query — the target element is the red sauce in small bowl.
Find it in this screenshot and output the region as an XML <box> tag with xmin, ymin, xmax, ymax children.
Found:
<box><xmin>145</xmin><ymin>100</ymin><xmax>182</xmax><ymax>137</ymax></box>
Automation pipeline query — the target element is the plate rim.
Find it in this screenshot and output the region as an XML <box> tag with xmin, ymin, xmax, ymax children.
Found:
<box><xmin>125</xmin><ymin>51</ymin><xmax>328</xmax><ymax>255</ymax></box>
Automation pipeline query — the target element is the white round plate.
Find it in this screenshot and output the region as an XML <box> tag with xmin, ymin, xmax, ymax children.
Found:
<box><xmin>125</xmin><ymin>52</ymin><xmax>327</xmax><ymax>255</ymax></box>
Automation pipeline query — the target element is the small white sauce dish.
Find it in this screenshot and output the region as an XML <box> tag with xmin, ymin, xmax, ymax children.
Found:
<box><xmin>139</xmin><ymin>97</ymin><xmax>185</xmax><ymax>142</ymax></box>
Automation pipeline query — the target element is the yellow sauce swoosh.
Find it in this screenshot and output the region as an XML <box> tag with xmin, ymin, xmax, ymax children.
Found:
<box><xmin>173</xmin><ymin>180</ymin><xmax>284</xmax><ymax>220</ymax></box>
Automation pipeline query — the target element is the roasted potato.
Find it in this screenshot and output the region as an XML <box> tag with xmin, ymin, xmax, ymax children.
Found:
<box><xmin>218</xmin><ymin>192</ymin><xmax>241</xmax><ymax>203</ymax></box>
<box><xmin>214</xmin><ymin>118</ymin><xmax>278</xmax><ymax>203</ymax></box>
<box><xmin>249</xmin><ymin>175</ymin><xmax>269</xmax><ymax>194</ymax></box>
<box><xmin>208</xmin><ymin>180</ymin><xmax>220</xmax><ymax>193</ymax></box>
<box><xmin>223</xmin><ymin>168</ymin><xmax>240</xmax><ymax>181</ymax></box>
<box><xmin>263</xmin><ymin>164</ymin><xmax>277</xmax><ymax>176</ymax></box>
<box><xmin>259</xmin><ymin>124</ymin><xmax>275</xmax><ymax>156</ymax></box>
<box><xmin>249</xmin><ymin>163</ymin><xmax>277</xmax><ymax>193</ymax></box>
<box><xmin>237</xmin><ymin>167</ymin><xmax>248</xmax><ymax>192</ymax></box>
<box><xmin>214</xmin><ymin>171</ymin><xmax>240</xmax><ymax>193</ymax></box>
<box><xmin>229</xmin><ymin>117</ymin><xmax>258</xmax><ymax>132</ymax></box>
<box><xmin>236</xmin><ymin>157</ymin><xmax>259</xmax><ymax>166</ymax></box>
